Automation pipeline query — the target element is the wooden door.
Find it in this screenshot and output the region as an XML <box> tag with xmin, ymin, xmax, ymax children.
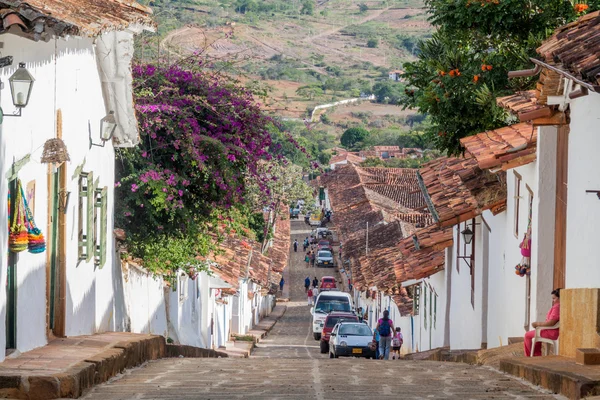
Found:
<box><xmin>553</xmin><ymin>126</ymin><xmax>569</xmax><ymax>289</ymax></box>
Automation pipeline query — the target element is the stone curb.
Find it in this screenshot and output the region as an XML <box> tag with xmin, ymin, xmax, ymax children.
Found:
<box><xmin>0</xmin><ymin>335</ymin><xmax>227</xmax><ymax>399</ymax></box>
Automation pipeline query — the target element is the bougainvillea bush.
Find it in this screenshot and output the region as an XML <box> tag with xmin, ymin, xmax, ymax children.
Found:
<box><xmin>116</xmin><ymin>63</ymin><xmax>288</xmax><ymax>275</ymax></box>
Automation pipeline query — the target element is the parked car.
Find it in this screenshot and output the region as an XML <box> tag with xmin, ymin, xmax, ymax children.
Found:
<box><xmin>311</xmin><ymin>291</ymin><xmax>353</xmax><ymax>340</ymax></box>
<box><xmin>319</xmin><ymin>276</ymin><xmax>337</xmax><ymax>291</ymax></box>
<box><xmin>312</xmin><ymin>227</ymin><xmax>330</xmax><ymax>238</ymax></box>
<box><xmin>316</xmin><ymin>250</ymin><xmax>334</xmax><ymax>267</ymax></box>
<box><xmin>317</xmin><ymin>240</ymin><xmax>332</xmax><ymax>251</ymax></box>
<box><xmin>320</xmin><ymin>312</ymin><xmax>358</xmax><ymax>353</ymax></box>
<box><xmin>290</xmin><ymin>208</ymin><xmax>300</xmax><ymax>219</ymax></box>
<box><xmin>329</xmin><ymin>322</ymin><xmax>376</xmax><ymax>359</ymax></box>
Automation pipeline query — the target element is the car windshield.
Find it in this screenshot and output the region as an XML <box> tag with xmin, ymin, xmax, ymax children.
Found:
<box><xmin>318</xmin><ymin>251</ymin><xmax>332</xmax><ymax>258</ymax></box>
<box><xmin>315</xmin><ymin>298</ymin><xmax>351</xmax><ymax>313</ymax></box>
<box><xmin>323</xmin><ymin>278</ymin><xmax>334</xmax><ymax>283</ymax></box>
<box><xmin>339</xmin><ymin>324</ymin><xmax>372</xmax><ymax>336</ymax></box>
<box><xmin>325</xmin><ymin>316</ymin><xmax>356</xmax><ymax>327</ymax></box>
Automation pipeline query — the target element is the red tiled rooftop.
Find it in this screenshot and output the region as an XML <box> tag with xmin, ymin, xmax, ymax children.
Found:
<box><xmin>460</xmin><ymin>123</ymin><xmax>537</xmax><ymax>171</ymax></box>
<box><xmin>419</xmin><ymin>156</ymin><xmax>507</xmax><ymax>228</ymax></box>
<box><xmin>537</xmin><ymin>11</ymin><xmax>600</xmax><ymax>87</ymax></box>
<box><xmin>1</xmin><ymin>0</ymin><xmax>154</xmax><ymax>39</ymax></box>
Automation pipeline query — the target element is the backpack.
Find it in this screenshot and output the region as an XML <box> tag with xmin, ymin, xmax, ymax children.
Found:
<box><xmin>378</xmin><ymin>319</ymin><xmax>391</xmax><ymax>337</ymax></box>
<box><xmin>392</xmin><ymin>334</ymin><xmax>402</xmax><ymax>347</ymax></box>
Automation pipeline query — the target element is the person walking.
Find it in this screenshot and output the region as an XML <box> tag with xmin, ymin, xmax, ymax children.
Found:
<box><xmin>303</xmin><ymin>237</ymin><xmax>309</xmax><ymax>251</ymax></box>
<box><xmin>391</xmin><ymin>327</ymin><xmax>403</xmax><ymax>360</ymax></box>
<box><xmin>373</xmin><ymin>310</ymin><xmax>395</xmax><ymax>360</ymax></box>
<box><xmin>357</xmin><ymin>307</ymin><xmax>363</xmax><ymax>322</ymax></box>
<box><xmin>279</xmin><ymin>277</ymin><xmax>285</xmax><ymax>293</ymax></box>
<box><xmin>312</xmin><ymin>276</ymin><xmax>319</xmax><ymax>289</ymax></box>
<box><xmin>312</xmin><ymin>286</ymin><xmax>319</xmax><ymax>304</ymax></box>
<box><xmin>305</xmin><ymin>251</ymin><xmax>311</xmax><ymax>267</ymax></box>
<box><xmin>307</xmin><ymin>287</ymin><xmax>314</xmax><ymax>306</ymax></box>
<box><xmin>293</xmin><ymin>239</ymin><xmax>298</xmax><ymax>252</ymax></box>
<box><xmin>310</xmin><ymin>251</ymin><xmax>315</xmax><ymax>267</ymax></box>
<box><xmin>304</xmin><ymin>276</ymin><xmax>310</xmax><ymax>293</ymax></box>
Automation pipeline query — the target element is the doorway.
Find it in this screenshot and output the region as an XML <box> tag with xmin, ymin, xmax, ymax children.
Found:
<box><xmin>553</xmin><ymin>126</ymin><xmax>569</xmax><ymax>289</ymax></box>
<box><xmin>6</xmin><ymin>178</ymin><xmax>17</xmax><ymax>351</ymax></box>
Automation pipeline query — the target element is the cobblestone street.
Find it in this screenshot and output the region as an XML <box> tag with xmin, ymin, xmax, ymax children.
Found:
<box><xmin>80</xmin><ymin>220</ymin><xmax>561</xmax><ymax>399</ymax></box>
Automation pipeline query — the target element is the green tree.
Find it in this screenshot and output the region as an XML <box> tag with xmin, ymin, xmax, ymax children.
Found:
<box><xmin>401</xmin><ymin>0</ymin><xmax>599</xmax><ymax>154</ymax></box>
<box><xmin>296</xmin><ymin>85</ymin><xmax>323</xmax><ymax>100</ymax></box>
<box><xmin>367</xmin><ymin>38</ymin><xmax>379</xmax><ymax>48</ymax></box>
<box><xmin>301</xmin><ymin>0</ymin><xmax>315</xmax><ymax>15</ymax></box>
<box><xmin>341</xmin><ymin>127</ymin><xmax>370</xmax><ymax>149</ymax></box>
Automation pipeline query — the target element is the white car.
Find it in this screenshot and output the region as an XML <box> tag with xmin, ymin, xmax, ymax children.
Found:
<box><xmin>329</xmin><ymin>322</ymin><xmax>376</xmax><ymax>359</ymax></box>
<box><xmin>316</xmin><ymin>250</ymin><xmax>334</xmax><ymax>267</ymax></box>
<box><xmin>311</xmin><ymin>291</ymin><xmax>353</xmax><ymax>340</ymax></box>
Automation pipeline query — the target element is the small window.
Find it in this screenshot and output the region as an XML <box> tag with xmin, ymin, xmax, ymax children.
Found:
<box><xmin>78</xmin><ymin>172</ymin><xmax>95</xmax><ymax>262</ymax></box>
<box><xmin>514</xmin><ymin>172</ymin><xmax>522</xmax><ymax>238</ymax></box>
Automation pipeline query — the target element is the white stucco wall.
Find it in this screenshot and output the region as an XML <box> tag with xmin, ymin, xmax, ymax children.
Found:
<box><xmin>0</xmin><ymin>34</ymin><xmax>120</xmax><ymax>356</ymax></box>
<box><xmin>120</xmin><ymin>263</ymin><xmax>168</xmax><ymax>337</ymax></box>
<box><xmin>448</xmin><ymin>216</ymin><xmax>487</xmax><ymax>350</ymax></box>
<box><xmin>565</xmin><ymin>92</ymin><xmax>600</xmax><ymax>288</ymax></box>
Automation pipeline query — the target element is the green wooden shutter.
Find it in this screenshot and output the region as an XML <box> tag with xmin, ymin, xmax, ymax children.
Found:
<box><xmin>78</xmin><ymin>173</ymin><xmax>86</xmax><ymax>261</ymax></box>
<box><xmin>95</xmin><ymin>186</ymin><xmax>108</xmax><ymax>268</ymax></box>
<box><xmin>86</xmin><ymin>172</ymin><xmax>94</xmax><ymax>262</ymax></box>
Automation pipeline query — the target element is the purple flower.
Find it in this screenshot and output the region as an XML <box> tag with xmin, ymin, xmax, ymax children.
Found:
<box><xmin>131</xmin><ymin>184</ymin><xmax>139</xmax><ymax>192</ymax></box>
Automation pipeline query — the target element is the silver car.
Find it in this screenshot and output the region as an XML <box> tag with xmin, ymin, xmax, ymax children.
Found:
<box><xmin>329</xmin><ymin>322</ymin><xmax>376</xmax><ymax>359</ymax></box>
<box><xmin>316</xmin><ymin>250</ymin><xmax>334</xmax><ymax>267</ymax></box>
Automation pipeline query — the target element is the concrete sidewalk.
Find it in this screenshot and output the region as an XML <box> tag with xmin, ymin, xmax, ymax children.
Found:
<box><xmin>0</xmin><ymin>332</ymin><xmax>226</xmax><ymax>399</ymax></box>
<box><xmin>224</xmin><ymin>304</ymin><xmax>287</xmax><ymax>358</ymax></box>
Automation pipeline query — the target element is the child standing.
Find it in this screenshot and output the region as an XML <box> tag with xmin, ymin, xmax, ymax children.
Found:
<box><xmin>391</xmin><ymin>327</ymin><xmax>403</xmax><ymax>360</ymax></box>
<box><xmin>307</xmin><ymin>288</ymin><xmax>314</xmax><ymax>306</ymax></box>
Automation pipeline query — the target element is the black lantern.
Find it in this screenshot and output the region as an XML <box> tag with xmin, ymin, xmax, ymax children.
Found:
<box><xmin>9</xmin><ymin>62</ymin><xmax>34</xmax><ymax>108</ymax></box>
<box><xmin>461</xmin><ymin>226</ymin><xmax>474</xmax><ymax>245</ymax></box>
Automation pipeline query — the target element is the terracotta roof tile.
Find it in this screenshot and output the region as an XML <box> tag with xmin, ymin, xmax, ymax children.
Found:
<box><xmin>537</xmin><ymin>11</ymin><xmax>600</xmax><ymax>86</ymax></box>
<box><xmin>0</xmin><ymin>0</ymin><xmax>154</xmax><ymax>39</ymax></box>
<box><xmin>419</xmin><ymin>156</ymin><xmax>507</xmax><ymax>227</ymax></box>
<box><xmin>497</xmin><ymin>90</ymin><xmax>548</xmax><ymax>117</ymax></box>
<box><xmin>459</xmin><ymin>123</ymin><xmax>537</xmax><ymax>170</ymax></box>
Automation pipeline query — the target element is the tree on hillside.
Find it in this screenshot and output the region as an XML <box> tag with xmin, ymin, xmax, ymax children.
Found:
<box><xmin>296</xmin><ymin>85</ymin><xmax>323</xmax><ymax>100</ymax></box>
<box><xmin>367</xmin><ymin>38</ymin><xmax>379</xmax><ymax>48</ymax></box>
<box><xmin>341</xmin><ymin>127</ymin><xmax>370</xmax><ymax>149</ymax></box>
<box><xmin>301</xmin><ymin>0</ymin><xmax>315</xmax><ymax>15</ymax></box>
<box><xmin>401</xmin><ymin>0</ymin><xmax>599</xmax><ymax>154</ymax></box>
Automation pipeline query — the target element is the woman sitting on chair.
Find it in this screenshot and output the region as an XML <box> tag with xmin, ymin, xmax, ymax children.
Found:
<box><xmin>524</xmin><ymin>288</ymin><xmax>560</xmax><ymax>357</ymax></box>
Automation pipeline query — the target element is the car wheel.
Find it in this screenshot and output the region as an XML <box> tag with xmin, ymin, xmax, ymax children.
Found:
<box><xmin>320</xmin><ymin>341</ymin><xmax>329</xmax><ymax>354</ymax></box>
<box><xmin>313</xmin><ymin>332</ymin><xmax>321</xmax><ymax>340</ymax></box>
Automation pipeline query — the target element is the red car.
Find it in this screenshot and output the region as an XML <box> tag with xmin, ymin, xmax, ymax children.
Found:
<box><xmin>318</xmin><ymin>240</ymin><xmax>332</xmax><ymax>251</ymax></box>
<box><xmin>320</xmin><ymin>312</ymin><xmax>359</xmax><ymax>353</ymax></box>
<box><xmin>319</xmin><ymin>276</ymin><xmax>337</xmax><ymax>291</ymax></box>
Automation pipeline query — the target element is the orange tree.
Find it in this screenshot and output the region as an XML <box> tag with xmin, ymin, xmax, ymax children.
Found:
<box><xmin>401</xmin><ymin>0</ymin><xmax>599</xmax><ymax>154</ymax></box>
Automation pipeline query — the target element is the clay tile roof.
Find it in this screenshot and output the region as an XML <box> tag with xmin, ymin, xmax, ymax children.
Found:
<box><xmin>394</xmin><ymin>224</ymin><xmax>453</xmax><ymax>283</ymax></box>
<box><xmin>374</xmin><ymin>146</ymin><xmax>401</xmax><ymax>152</ymax></box>
<box><xmin>0</xmin><ymin>0</ymin><xmax>154</xmax><ymax>39</ymax></box>
<box><xmin>330</xmin><ymin>152</ymin><xmax>363</xmax><ymax>165</ymax></box>
<box><xmin>459</xmin><ymin>123</ymin><xmax>537</xmax><ymax>171</ymax></box>
<box><xmin>537</xmin><ymin>11</ymin><xmax>600</xmax><ymax>86</ymax></box>
<box><xmin>497</xmin><ymin>90</ymin><xmax>549</xmax><ymax>117</ymax></box>
<box><xmin>419</xmin><ymin>156</ymin><xmax>507</xmax><ymax>227</ymax></box>
<box><xmin>391</xmin><ymin>287</ymin><xmax>413</xmax><ymax>315</ymax></box>
<box><xmin>267</xmin><ymin>211</ymin><xmax>291</xmax><ymax>274</ymax></box>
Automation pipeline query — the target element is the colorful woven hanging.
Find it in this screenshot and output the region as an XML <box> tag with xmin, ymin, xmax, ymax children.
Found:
<box><xmin>9</xmin><ymin>180</ymin><xmax>28</xmax><ymax>253</ymax></box>
<box><xmin>21</xmin><ymin>183</ymin><xmax>45</xmax><ymax>254</ymax></box>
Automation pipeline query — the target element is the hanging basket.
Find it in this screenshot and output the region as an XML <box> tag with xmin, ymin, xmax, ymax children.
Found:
<box><xmin>9</xmin><ymin>180</ymin><xmax>28</xmax><ymax>253</ymax></box>
<box><xmin>40</xmin><ymin>138</ymin><xmax>70</xmax><ymax>164</ymax></box>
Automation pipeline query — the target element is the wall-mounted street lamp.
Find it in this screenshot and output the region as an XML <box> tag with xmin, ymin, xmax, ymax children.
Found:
<box><xmin>461</xmin><ymin>226</ymin><xmax>474</xmax><ymax>245</ymax></box>
<box><xmin>89</xmin><ymin>111</ymin><xmax>117</xmax><ymax>148</ymax></box>
<box><xmin>0</xmin><ymin>59</ymin><xmax>35</xmax><ymax>121</ymax></box>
